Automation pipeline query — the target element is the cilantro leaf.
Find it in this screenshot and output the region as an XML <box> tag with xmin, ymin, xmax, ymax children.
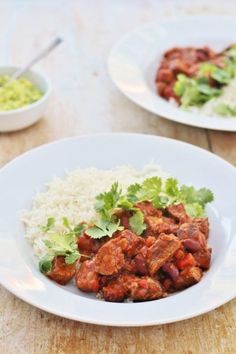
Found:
<box><xmin>62</xmin><ymin>217</ymin><xmax>86</xmax><ymax>237</ymax></box>
<box><xmin>165</xmin><ymin>178</ymin><xmax>179</xmax><ymax>197</ymax></box>
<box><xmin>129</xmin><ymin>210</ymin><xmax>146</xmax><ymax>235</ymax></box>
<box><xmin>179</xmin><ymin>185</ymin><xmax>214</xmax><ymax>207</ymax></box>
<box><xmin>86</xmin><ymin>219</ymin><xmax>122</xmax><ymax>239</ymax></box>
<box><xmin>174</xmin><ymin>73</ymin><xmax>221</xmax><ymax>108</ymax></box>
<box><xmin>194</xmin><ymin>188</ymin><xmax>214</xmax><ymax>206</ymax></box>
<box><xmin>85</xmin><ymin>226</ymin><xmax>107</xmax><ymax>239</ymax></box>
<box><xmin>127</xmin><ymin>183</ymin><xmax>142</xmax><ymax>203</ymax></box>
<box><xmin>73</xmin><ymin>223</ymin><xmax>87</xmax><ymax>235</ymax></box>
<box><xmin>95</xmin><ymin>182</ymin><xmax>122</xmax><ymax>219</ymax></box>
<box><xmin>41</xmin><ymin>217</ymin><xmax>55</xmax><ymax>232</ymax></box>
<box><xmin>185</xmin><ymin>203</ymin><xmax>204</xmax><ymax>218</ymax></box>
<box><xmin>39</xmin><ymin>255</ymin><xmax>53</xmax><ymax>273</ymax></box>
<box><xmin>179</xmin><ymin>185</ymin><xmax>197</xmax><ymax>204</ymax></box>
<box><xmin>63</xmin><ymin>217</ymin><xmax>71</xmax><ymax>229</ymax></box>
<box><xmin>117</xmin><ymin>196</ymin><xmax>133</xmax><ymax>210</ymax></box>
<box><xmin>214</xmin><ymin>103</ymin><xmax>236</xmax><ymax>117</ymax></box>
<box><xmin>65</xmin><ymin>252</ymin><xmax>80</xmax><ymax>264</ymax></box>
<box><xmin>43</xmin><ymin>231</ymin><xmax>81</xmax><ymax>264</ymax></box>
<box><xmin>140</xmin><ymin>177</ymin><xmax>162</xmax><ymax>201</ymax></box>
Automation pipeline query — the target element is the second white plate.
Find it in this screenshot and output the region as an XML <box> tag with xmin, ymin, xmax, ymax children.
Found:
<box><xmin>108</xmin><ymin>16</ymin><xmax>236</xmax><ymax>131</ymax></box>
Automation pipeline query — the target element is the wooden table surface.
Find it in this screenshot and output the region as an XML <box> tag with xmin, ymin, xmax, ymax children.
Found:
<box><xmin>0</xmin><ymin>1</ymin><xmax>235</xmax><ymax>353</ymax></box>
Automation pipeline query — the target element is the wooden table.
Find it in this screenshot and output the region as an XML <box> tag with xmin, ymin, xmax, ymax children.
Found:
<box><xmin>0</xmin><ymin>1</ymin><xmax>235</xmax><ymax>353</ymax></box>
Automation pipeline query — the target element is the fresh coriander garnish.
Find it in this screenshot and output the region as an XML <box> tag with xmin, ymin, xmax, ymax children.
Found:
<box><xmin>86</xmin><ymin>219</ymin><xmax>123</xmax><ymax>239</ymax></box>
<box><xmin>129</xmin><ymin>209</ymin><xmax>146</xmax><ymax>236</ymax></box>
<box><xmin>41</xmin><ymin>217</ymin><xmax>55</xmax><ymax>232</ymax></box>
<box><xmin>39</xmin><ymin>177</ymin><xmax>214</xmax><ymax>249</ymax></box>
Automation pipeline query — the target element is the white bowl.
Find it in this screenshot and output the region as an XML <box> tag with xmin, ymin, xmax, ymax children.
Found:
<box><xmin>0</xmin><ymin>133</ymin><xmax>235</xmax><ymax>326</ymax></box>
<box><xmin>0</xmin><ymin>66</ymin><xmax>51</xmax><ymax>132</ymax></box>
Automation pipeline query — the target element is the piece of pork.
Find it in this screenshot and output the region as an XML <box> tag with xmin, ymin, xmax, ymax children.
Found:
<box><xmin>147</xmin><ymin>234</ymin><xmax>181</xmax><ymax>275</ymax></box>
<box><xmin>75</xmin><ymin>259</ymin><xmax>100</xmax><ymax>292</ymax></box>
<box><xmin>46</xmin><ymin>256</ymin><xmax>75</xmax><ymax>285</ymax></box>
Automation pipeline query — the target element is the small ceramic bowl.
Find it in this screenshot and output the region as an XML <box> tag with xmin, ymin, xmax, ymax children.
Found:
<box><xmin>0</xmin><ymin>66</ymin><xmax>51</xmax><ymax>132</ymax></box>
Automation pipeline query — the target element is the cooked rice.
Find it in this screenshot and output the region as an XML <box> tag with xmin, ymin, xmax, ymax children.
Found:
<box><xmin>22</xmin><ymin>165</ymin><xmax>168</xmax><ymax>259</ymax></box>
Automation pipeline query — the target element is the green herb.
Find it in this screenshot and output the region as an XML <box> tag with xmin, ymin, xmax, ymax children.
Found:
<box><xmin>86</xmin><ymin>219</ymin><xmax>123</xmax><ymax>239</ymax></box>
<box><xmin>95</xmin><ymin>182</ymin><xmax>122</xmax><ymax>219</ymax></box>
<box><xmin>62</xmin><ymin>217</ymin><xmax>70</xmax><ymax>229</ymax></box>
<box><xmin>185</xmin><ymin>203</ymin><xmax>204</xmax><ymax>218</ymax></box>
<box><xmin>214</xmin><ymin>103</ymin><xmax>236</xmax><ymax>117</ymax></box>
<box><xmin>39</xmin><ymin>175</ymin><xmax>214</xmax><ymax>251</ymax></box>
<box><xmin>41</xmin><ymin>217</ymin><xmax>55</xmax><ymax>232</ymax></box>
<box><xmin>43</xmin><ymin>232</ymin><xmax>80</xmax><ymax>260</ymax></box>
<box><xmin>127</xmin><ymin>183</ymin><xmax>142</xmax><ymax>203</ymax></box>
<box><xmin>179</xmin><ymin>186</ymin><xmax>214</xmax><ymax>207</ymax></box>
<box><xmin>62</xmin><ymin>217</ymin><xmax>87</xmax><ymax>236</ymax></box>
<box><xmin>129</xmin><ymin>210</ymin><xmax>146</xmax><ymax>235</ymax></box>
<box><xmin>174</xmin><ymin>74</ymin><xmax>221</xmax><ymax>108</ymax></box>
<box><xmin>174</xmin><ymin>50</ymin><xmax>236</xmax><ymax>111</ymax></box>
<box><xmin>126</xmin><ymin>178</ymin><xmax>213</xmax><ymax>218</ymax></box>
<box><xmin>164</xmin><ymin>177</ymin><xmax>179</xmax><ymax>196</ymax></box>
<box><xmin>198</xmin><ymin>62</ymin><xmax>233</xmax><ymax>84</ymax></box>
<box><xmin>39</xmin><ymin>255</ymin><xmax>53</xmax><ymax>273</ymax></box>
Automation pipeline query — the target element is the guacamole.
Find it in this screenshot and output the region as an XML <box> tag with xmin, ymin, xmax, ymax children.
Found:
<box><xmin>0</xmin><ymin>75</ymin><xmax>43</xmax><ymax>111</ymax></box>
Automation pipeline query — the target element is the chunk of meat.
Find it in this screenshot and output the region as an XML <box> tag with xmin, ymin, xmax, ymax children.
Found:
<box><xmin>135</xmin><ymin>201</ymin><xmax>162</xmax><ymax>217</ymax></box>
<box><xmin>193</xmin><ymin>248</ymin><xmax>211</xmax><ymax>269</ymax></box>
<box><xmin>47</xmin><ymin>256</ymin><xmax>75</xmax><ymax>285</ymax></box>
<box><xmin>123</xmin><ymin>258</ymin><xmax>136</xmax><ymax>273</ymax></box>
<box><xmin>103</xmin><ymin>280</ymin><xmax>126</xmax><ymax>302</ymax></box>
<box><xmin>114</xmin><ymin>230</ymin><xmax>145</xmax><ymax>257</ymax></box>
<box><xmin>166</xmin><ymin>203</ymin><xmax>189</xmax><ymax>223</ymax></box>
<box><xmin>173</xmin><ymin>266</ymin><xmax>202</xmax><ymax>290</ymax></box>
<box><xmin>177</xmin><ymin>223</ymin><xmax>206</xmax><ymax>248</ymax></box>
<box><xmin>145</xmin><ymin>215</ymin><xmax>178</xmax><ymax>236</ymax></box>
<box><xmin>121</xmin><ymin>274</ymin><xmax>164</xmax><ymax>301</ymax></box>
<box><xmin>95</xmin><ymin>241</ymin><xmax>125</xmax><ymax>275</ymax></box>
<box><xmin>77</xmin><ymin>233</ymin><xmax>102</xmax><ymax>256</ymax></box>
<box><xmin>156</xmin><ymin>68</ymin><xmax>174</xmax><ymax>83</ymax></box>
<box><xmin>192</xmin><ymin>218</ymin><xmax>209</xmax><ymax>238</ymax></box>
<box><xmin>99</xmin><ymin>274</ymin><xmax>117</xmax><ymax>288</ymax></box>
<box><xmin>145</xmin><ymin>236</ymin><xmax>156</xmax><ymax>247</ymax></box>
<box><xmin>75</xmin><ymin>260</ymin><xmax>100</xmax><ymax>292</ymax></box>
<box><xmin>147</xmin><ymin>234</ymin><xmax>181</xmax><ymax>275</ymax></box>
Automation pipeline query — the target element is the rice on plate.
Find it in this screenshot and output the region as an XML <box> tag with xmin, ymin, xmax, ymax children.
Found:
<box><xmin>22</xmin><ymin>165</ymin><xmax>167</xmax><ymax>259</ymax></box>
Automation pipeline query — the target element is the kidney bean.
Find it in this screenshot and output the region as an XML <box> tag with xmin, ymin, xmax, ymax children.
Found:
<box><xmin>162</xmin><ymin>262</ymin><xmax>179</xmax><ymax>281</ymax></box>
<box><xmin>182</xmin><ymin>239</ymin><xmax>201</xmax><ymax>252</ymax></box>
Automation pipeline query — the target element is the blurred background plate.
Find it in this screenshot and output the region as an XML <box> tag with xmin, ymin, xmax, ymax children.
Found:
<box><xmin>108</xmin><ymin>16</ymin><xmax>236</xmax><ymax>131</ymax></box>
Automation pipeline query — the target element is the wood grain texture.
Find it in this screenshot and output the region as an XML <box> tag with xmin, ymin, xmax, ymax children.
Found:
<box><xmin>0</xmin><ymin>1</ymin><xmax>235</xmax><ymax>353</ymax></box>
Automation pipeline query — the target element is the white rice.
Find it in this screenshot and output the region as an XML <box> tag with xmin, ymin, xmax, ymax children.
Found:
<box><xmin>22</xmin><ymin>165</ymin><xmax>168</xmax><ymax>259</ymax></box>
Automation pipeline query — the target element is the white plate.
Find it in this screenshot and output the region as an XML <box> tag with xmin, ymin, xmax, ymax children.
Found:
<box><xmin>0</xmin><ymin>133</ymin><xmax>235</xmax><ymax>326</ymax></box>
<box><xmin>108</xmin><ymin>17</ymin><xmax>236</xmax><ymax>131</ymax></box>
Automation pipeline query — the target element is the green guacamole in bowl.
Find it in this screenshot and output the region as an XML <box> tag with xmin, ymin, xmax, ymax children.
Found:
<box><xmin>0</xmin><ymin>75</ymin><xmax>43</xmax><ymax>111</ymax></box>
